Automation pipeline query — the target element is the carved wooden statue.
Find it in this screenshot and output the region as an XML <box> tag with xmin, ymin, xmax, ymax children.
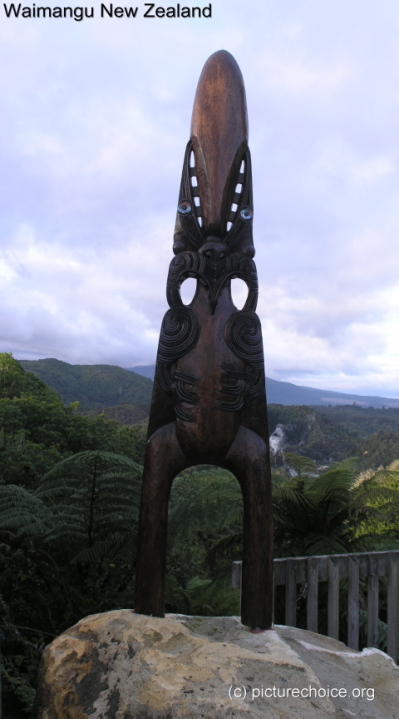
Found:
<box><xmin>135</xmin><ymin>50</ymin><xmax>273</xmax><ymax>630</ymax></box>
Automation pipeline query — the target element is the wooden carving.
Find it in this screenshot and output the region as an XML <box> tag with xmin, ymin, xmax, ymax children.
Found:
<box><xmin>135</xmin><ymin>50</ymin><xmax>273</xmax><ymax>630</ymax></box>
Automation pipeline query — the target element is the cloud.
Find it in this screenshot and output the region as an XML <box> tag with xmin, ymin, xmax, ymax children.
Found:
<box><xmin>0</xmin><ymin>219</ymin><xmax>171</xmax><ymax>365</ymax></box>
<box><xmin>1</xmin><ymin>1</ymin><xmax>399</xmax><ymax>397</ymax></box>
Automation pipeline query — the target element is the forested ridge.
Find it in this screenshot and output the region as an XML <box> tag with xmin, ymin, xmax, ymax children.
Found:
<box><xmin>1</xmin><ymin>353</ymin><xmax>399</xmax><ymax>716</ymax></box>
<box><xmin>268</xmin><ymin>404</ymin><xmax>399</xmax><ymax>468</ymax></box>
<box><xmin>19</xmin><ymin>356</ymin><xmax>399</xmax><ymax>468</ymax></box>
<box><xmin>19</xmin><ymin>357</ymin><xmax>152</xmax><ymax>425</ymax></box>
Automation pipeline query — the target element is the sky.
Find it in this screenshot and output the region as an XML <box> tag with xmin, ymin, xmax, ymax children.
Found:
<box><xmin>1</xmin><ymin>0</ymin><xmax>399</xmax><ymax>397</ymax></box>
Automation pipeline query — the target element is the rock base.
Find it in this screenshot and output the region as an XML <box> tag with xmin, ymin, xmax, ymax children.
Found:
<box><xmin>34</xmin><ymin>610</ymin><xmax>398</xmax><ymax>718</ymax></box>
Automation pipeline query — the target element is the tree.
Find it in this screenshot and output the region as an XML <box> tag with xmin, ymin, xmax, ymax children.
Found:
<box><xmin>165</xmin><ymin>466</ymin><xmax>242</xmax><ymax>613</ymax></box>
<box><xmin>272</xmin><ymin>457</ymin><xmax>399</xmax><ymax>558</ymax></box>
<box><xmin>0</xmin><ymin>450</ymin><xmax>143</xmax><ymax>714</ymax></box>
<box><xmin>35</xmin><ymin>451</ymin><xmax>142</xmax><ymax>571</ymax></box>
<box><xmin>0</xmin><ymin>354</ymin><xmax>145</xmax><ymax>488</ymax></box>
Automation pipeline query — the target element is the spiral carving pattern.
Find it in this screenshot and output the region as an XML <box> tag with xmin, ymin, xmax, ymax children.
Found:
<box><xmin>225</xmin><ymin>311</ymin><xmax>264</xmax><ymax>370</ymax></box>
<box><xmin>157</xmin><ymin>306</ymin><xmax>200</xmax><ymax>364</ymax></box>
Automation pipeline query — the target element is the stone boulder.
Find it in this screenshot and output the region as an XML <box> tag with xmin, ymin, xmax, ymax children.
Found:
<box><xmin>34</xmin><ymin>610</ymin><xmax>398</xmax><ymax>718</ymax></box>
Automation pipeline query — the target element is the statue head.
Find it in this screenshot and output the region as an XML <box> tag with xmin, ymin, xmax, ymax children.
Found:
<box><xmin>173</xmin><ymin>50</ymin><xmax>255</xmax><ymax>260</ymax></box>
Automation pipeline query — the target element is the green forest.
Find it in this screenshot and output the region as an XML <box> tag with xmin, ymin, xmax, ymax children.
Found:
<box><xmin>1</xmin><ymin>353</ymin><xmax>399</xmax><ymax>716</ymax></box>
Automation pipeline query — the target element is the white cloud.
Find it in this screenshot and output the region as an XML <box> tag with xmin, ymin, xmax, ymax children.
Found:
<box><xmin>1</xmin><ymin>1</ymin><xmax>399</xmax><ymax>398</ymax></box>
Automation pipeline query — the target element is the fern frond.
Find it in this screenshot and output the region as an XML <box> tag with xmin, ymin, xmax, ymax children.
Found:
<box><xmin>0</xmin><ymin>485</ymin><xmax>55</xmax><ymax>535</ymax></box>
<box><xmin>31</xmin><ymin>451</ymin><xmax>141</xmax><ymax>566</ymax></box>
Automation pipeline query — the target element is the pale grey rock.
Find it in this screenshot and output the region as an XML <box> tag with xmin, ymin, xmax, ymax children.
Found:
<box><xmin>34</xmin><ymin>611</ymin><xmax>398</xmax><ymax>718</ymax></box>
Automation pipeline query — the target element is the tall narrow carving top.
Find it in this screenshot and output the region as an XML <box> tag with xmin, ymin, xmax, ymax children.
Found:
<box><xmin>190</xmin><ymin>50</ymin><xmax>248</xmax><ymax>236</ymax></box>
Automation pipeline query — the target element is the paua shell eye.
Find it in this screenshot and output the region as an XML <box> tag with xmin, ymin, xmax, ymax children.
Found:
<box><xmin>178</xmin><ymin>200</ymin><xmax>192</xmax><ymax>215</ymax></box>
<box><xmin>239</xmin><ymin>206</ymin><xmax>253</xmax><ymax>221</ymax></box>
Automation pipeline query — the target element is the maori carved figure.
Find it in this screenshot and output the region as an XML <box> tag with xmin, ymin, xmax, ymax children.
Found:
<box><xmin>135</xmin><ymin>50</ymin><xmax>273</xmax><ymax>629</ymax></box>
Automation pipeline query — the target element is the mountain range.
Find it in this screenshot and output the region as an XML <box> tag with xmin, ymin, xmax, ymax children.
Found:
<box><xmin>16</xmin><ymin>358</ymin><xmax>399</xmax><ymax>467</ymax></box>
<box><xmin>130</xmin><ymin>365</ymin><xmax>399</xmax><ymax>409</ymax></box>
<box><xmin>18</xmin><ymin>358</ymin><xmax>152</xmax><ymax>425</ymax></box>
<box><xmin>18</xmin><ymin>358</ymin><xmax>399</xmax><ymax>410</ymax></box>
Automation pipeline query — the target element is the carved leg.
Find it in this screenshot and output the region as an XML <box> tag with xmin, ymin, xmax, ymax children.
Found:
<box><xmin>135</xmin><ymin>422</ymin><xmax>187</xmax><ymax>617</ymax></box>
<box><xmin>225</xmin><ymin>425</ymin><xmax>274</xmax><ymax>630</ymax></box>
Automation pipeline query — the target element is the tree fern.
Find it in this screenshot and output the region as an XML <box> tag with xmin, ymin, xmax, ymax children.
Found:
<box><xmin>349</xmin><ymin>464</ymin><xmax>399</xmax><ymax>548</ymax></box>
<box><xmin>168</xmin><ymin>466</ymin><xmax>242</xmax><ymax>549</ymax></box>
<box><xmin>34</xmin><ymin>451</ymin><xmax>142</xmax><ymax>566</ymax></box>
<box><xmin>0</xmin><ymin>484</ymin><xmax>54</xmax><ymax>536</ymax></box>
<box><xmin>273</xmin><ymin>456</ymin><xmax>399</xmax><ymax>557</ymax></box>
<box><xmin>165</xmin><ymin>574</ymin><xmax>239</xmax><ymax>616</ymax></box>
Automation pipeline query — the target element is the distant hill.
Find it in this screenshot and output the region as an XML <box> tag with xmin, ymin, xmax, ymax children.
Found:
<box><xmin>314</xmin><ymin>404</ymin><xmax>399</xmax><ymax>438</ymax></box>
<box><xmin>129</xmin><ymin>365</ymin><xmax>399</xmax><ymax>409</ymax></box>
<box><xmin>16</xmin><ymin>358</ymin><xmax>399</xmax><ymax>468</ymax></box>
<box><xmin>19</xmin><ymin>358</ymin><xmax>153</xmax><ymax>424</ymax></box>
<box><xmin>265</xmin><ymin>377</ymin><xmax>399</xmax><ymax>409</ymax></box>
<box><xmin>267</xmin><ymin>404</ymin><xmax>358</xmax><ymax>464</ymax></box>
<box><xmin>130</xmin><ymin>365</ymin><xmax>155</xmax><ymax>380</ymax></box>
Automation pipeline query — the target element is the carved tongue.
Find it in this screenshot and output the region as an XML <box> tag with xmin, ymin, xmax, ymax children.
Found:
<box><xmin>190</xmin><ymin>50</ymin><xmax>248</xmax><ymax>237</ymax></box>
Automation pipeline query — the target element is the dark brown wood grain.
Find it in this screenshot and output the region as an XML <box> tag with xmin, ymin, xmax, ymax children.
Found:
<box><xmin>135</xmin><ymin>50</ymin><xmax>273</xmax><ymax>630</ymax></box>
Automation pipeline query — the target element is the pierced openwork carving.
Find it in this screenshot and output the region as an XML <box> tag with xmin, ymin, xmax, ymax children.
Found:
<box><xmin>166</xmin><ymin>251</ymin><xmax>258</xmax><ymax>314</ymax></box>
<box><xmin>135</xmin><ymin>50</ymin><xmax>273</xmax><ymax>631</ymax></box>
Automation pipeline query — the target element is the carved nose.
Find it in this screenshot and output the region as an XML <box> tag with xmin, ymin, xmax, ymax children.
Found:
<box><xmin>199</xmin><ymin>239</ymin><xmax>227</xmax><ymax>261</ymax></box>
<box><xmin>203</xmin><ymin>247</ymin><xmax>225</xmax><ymax>260</ymax></box>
